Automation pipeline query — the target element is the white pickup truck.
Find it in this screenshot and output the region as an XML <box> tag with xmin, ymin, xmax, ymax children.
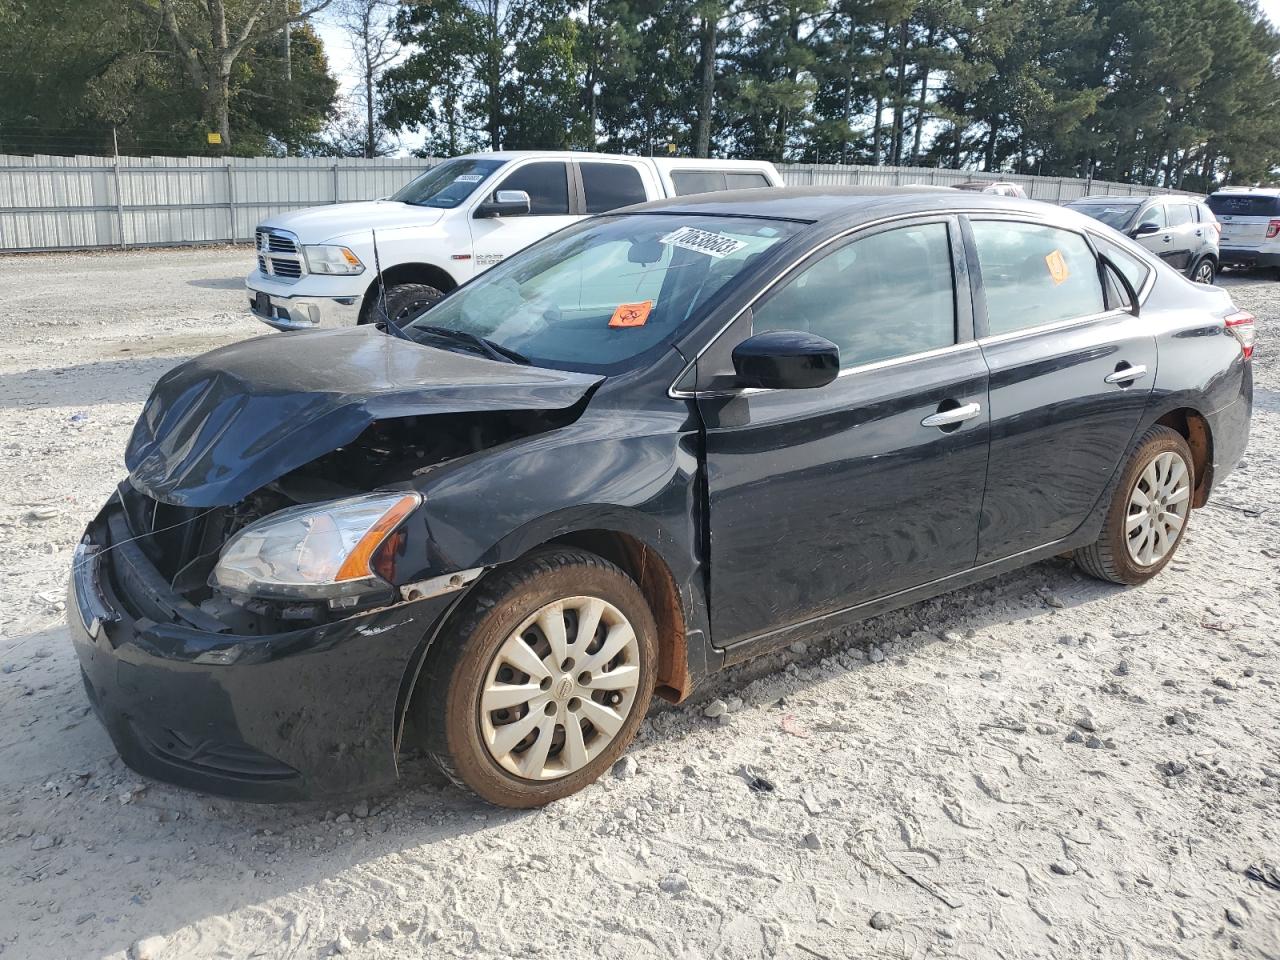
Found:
<box><xmin>245</xmin><ymin>151</ymin><xmax>784</xmax><ymax>330</ymax></box>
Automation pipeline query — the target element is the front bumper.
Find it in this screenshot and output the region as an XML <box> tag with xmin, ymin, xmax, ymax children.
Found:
<box><xmin>68</xmin><ymin>502</ymin><xmax>456</xmax><ymax>802</ymax></box>
<box><xmin>1219</xmin><ymin>247</ymin><xmax>1280</xmax><ymax>269</ymax></box>
<box><xmin>246</xmin><ymin>274</ymin><xmax>363</xmax><ymax>331</ymax></box>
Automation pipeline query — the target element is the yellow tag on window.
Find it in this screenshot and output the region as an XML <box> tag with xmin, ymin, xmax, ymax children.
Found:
<box><xmin>1045</xmin><ymin>249</ymin><xmax>1069</xmax><ymax>285</ymax></box>
<box><xmin>609</xmin><ymin>300</ymin><xmax>653</xmax><ymax>328</ymax></box>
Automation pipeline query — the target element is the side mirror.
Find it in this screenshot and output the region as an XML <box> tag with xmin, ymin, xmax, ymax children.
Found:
<box><xmin>475</xmin><ymin>189</ymin><xmax>531</xmax><ymax>219</ymax></box>
<box><xmin>732</xmin><ymin>331</ymin><xmax>840</xmax><ymax>390</ymax></box>
<box><xmin>1132</xmin><ymin>221</ymin><xmax>1161</xmax><ymax>237</ymax></box>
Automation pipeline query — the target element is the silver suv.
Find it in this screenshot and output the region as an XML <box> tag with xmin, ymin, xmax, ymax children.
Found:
<box><xmin>1206</xmin><ymin>187</ymin><xmax>1280</xmax><ymax>275</ymax></box>
<box><xmin>1066</xmin><ymin>196</ymin><xmax>1219</xmax><ymax>284</ymax></box>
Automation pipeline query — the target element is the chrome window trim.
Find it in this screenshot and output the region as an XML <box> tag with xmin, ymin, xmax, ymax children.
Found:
<box><xmin>975</xmin><ymin>307</ymin><xmax>1131</xmax><ymax>347</ymax></box>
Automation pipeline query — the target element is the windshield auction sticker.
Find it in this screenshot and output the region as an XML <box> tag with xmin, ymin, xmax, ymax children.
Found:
<box><xmin>660</xmin><ymin>226</ymin><xmax>748</xmax><ymax>259</ymax></box>
<box><xmin>1045</xmin><ymin>249</ymin><xmax>1070</xmax><ymax>285</ymax></box>
<box><xmin>609</xmin><ymin>300</ymin><xmax>653</xmax><ymax>328</ymax></box>
<box><xmin>454</xmin><ymin>174</ymin><xmax>483</xmax><ymax>183</ymax></box>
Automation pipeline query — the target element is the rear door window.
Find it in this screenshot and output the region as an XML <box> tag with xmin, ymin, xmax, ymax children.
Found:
<box><xmin>580</xmin><ymin>162</ymin><xmax>648</xmax><ymax>213</ymax></box>
<box><xmin>753</xmin><ymin>222</ymin><xmax>956</xmax><ymax>369</ymax></box>
<box><xmin>1167</xmin><ymin>203</ymin><xmax>1194</xmax><ymax>227</ymax></box>
<box><xmin>494</xmin><ymin>162</ymin><xmax>570</xmax><ymax>215</ymax></box>
<box><xmin>970</xmin><ymin>220</ymin><xmax>1106</xmax><ymax>336</ymax></box>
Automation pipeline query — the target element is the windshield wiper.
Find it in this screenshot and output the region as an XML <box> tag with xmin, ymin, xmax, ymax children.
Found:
<box><xmin>411</xmin><ymin>325</ymin><xmax>530</xmax><ymax>364</ymax></box>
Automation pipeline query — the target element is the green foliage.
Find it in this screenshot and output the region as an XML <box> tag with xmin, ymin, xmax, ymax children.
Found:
<box><xmin>5</xmin><ymin>0</ymin><xmax>1280</xmax><ymax>185</ymax></box>
<box><xmin>0</xmin><ymin>0</ymin><xmax>337</xmax><ymax>156</ymax></box>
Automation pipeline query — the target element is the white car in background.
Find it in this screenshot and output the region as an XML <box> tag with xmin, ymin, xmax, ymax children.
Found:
<box><xmin>245</xmin><ymin>151</ymin><xmax>784</xmax><ymax>330</ymax></box>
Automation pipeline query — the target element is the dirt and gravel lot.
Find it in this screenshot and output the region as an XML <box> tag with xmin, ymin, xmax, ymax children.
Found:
<box><xmin>0</xmin><ymin>245</ymin><xmax>1277</xmax><ymax>960</ymax></box>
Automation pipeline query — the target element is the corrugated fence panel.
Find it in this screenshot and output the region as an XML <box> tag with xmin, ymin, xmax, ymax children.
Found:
<box><xmin>1</xmin><ymin>154</ymin><xmax>1198</xmax><ymax>252</ymax></box>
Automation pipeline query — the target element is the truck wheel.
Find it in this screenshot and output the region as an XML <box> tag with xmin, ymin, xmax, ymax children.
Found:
<box><xmin>363</xmin><ymin>283</ymin><xmax>444</xmax><ymax>326</ymax></box>
<box><xmin>419</xmin><ymin>548</ymin><xmax>657</xmax><ymax>808</ymax></box>
<box><xmin>1074</xmin><ymin>426</ymin><xmax>1194</xmax><ymax>585</ymax></box>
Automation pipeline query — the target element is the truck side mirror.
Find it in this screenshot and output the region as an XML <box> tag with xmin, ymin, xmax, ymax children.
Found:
<box><xmin>475</xmin><ymin>190</ymin><xmax>532</xmax><ymax>219</ymax></box>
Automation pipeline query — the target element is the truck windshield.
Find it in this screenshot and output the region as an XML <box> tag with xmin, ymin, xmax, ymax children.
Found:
<box><xmin>404</xmin><ymin>214</ymin><xmax>803</xmax><ymax>373</ymax></box>
<box><xmin>391</xmin><ymin>158</ymin><xmax>507</xmax><ymax>208</ymax></box>
<box><xmin>1069</xmin><ymin>201</ymin><xmax>1140</xmax><ymax>231</ymax></box>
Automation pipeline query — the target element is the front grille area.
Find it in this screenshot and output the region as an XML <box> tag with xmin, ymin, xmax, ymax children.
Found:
<box><xmin>269</xmin><ymin>257</ymin><xmax>302</xmax><ymax>279</ymax></box>
<box><xmin>256</xmin><ymin>228</ymin><xmax>298</xmax><ymax>253</ymax></box>
<box><xmin>254</xmin><ymin>228</ymin><xmax>304</xmax><ymax>283</ymax></box>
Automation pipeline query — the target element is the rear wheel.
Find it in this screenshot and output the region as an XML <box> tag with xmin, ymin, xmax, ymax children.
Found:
<box><xmin>1190</xmin><ymin>256</ymin><xmax>1215</xmax><ymax>284</ymax></box>
<box><xmin>418</xmin><ymin>548</ymin><xmax>657</xmax><ymax>808</ymax></box>
<box><xmin>1074</xmin><ymin>426</ymin><xmax>1194</xmax><ymax>585</ymax></box>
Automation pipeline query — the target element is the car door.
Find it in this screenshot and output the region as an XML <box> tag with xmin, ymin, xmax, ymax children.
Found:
<box><xmin>1164</xmin><ymin>202</ymin><xmax>1197</xmax><ymax>271</ymax></box>
<box><xmin>1133</xmin><ymin>203</ymin><xmax>1178</xmax><ymax>265</ymax></box>
<box><xmin>966</xmin><ymin>216</ymin><xmax>1157</xmax><ymax>563</ymax></box>
<box><xmin>469</xmin><ymin>160</ymin><xmax>580</xmax><ymax>272</ymax></box>
<box><xmin>697</xmin><ymin>217</ymin><xmax>990</xmax><ymax>650</ymax></box>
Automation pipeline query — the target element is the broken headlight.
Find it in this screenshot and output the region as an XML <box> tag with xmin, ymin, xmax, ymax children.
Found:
<box><xmin>210</xmin><ymin>492</ymin><xmax>420</xmax><ymax>602</ymax></box>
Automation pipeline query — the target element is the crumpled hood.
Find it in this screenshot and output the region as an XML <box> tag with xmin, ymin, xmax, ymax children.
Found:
<box><xmin>126</xmin><ymin>326</ymin><xmax>602</xmax><ymax>507</ymax></box>
<box><xmin>259</xmin><ymin>201</ymin><xmax>444</xmax><ymax>243</ymax></box>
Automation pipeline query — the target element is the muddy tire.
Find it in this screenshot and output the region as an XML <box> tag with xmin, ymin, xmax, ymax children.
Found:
<box><xmin>1074</xmin><ymin>426</ymin><xmax>1195</xmax><ymax>585</ymax></box>
<box><xmin>363</xmin><ymin>282</ymin><xmax>444</xmax><ymax>326</ymax></box>
<box><xmin>419</xmin><ymin>547</ymin><xmax>657</xmax><ymax>808</ymax></box>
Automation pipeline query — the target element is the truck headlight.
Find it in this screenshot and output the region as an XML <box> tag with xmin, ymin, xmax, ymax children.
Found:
<box><xmin>304</xmin><ymin>244</ymin><xmax>365</xmax><ymax>275</ymax></box>
<box><xmin>210</xmin><ymin>492</ymin><xmax>420</xmax><ymax>602</ymax></box>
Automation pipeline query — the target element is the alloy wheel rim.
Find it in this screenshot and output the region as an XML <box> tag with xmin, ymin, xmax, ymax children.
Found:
<box><xmin>479</xmin><ymin>596</ymin><xmax>640</xmax><ymax>781</ymax></box>
<box><xmin>1125</xmin><ymin>451</ymin><xmax>1191</xmax><ymax>566</ymax></box>
<box><xmin>1195</xmin><ymin>261</ymin><xmax>1214</xmax><ymax>283</ymax></box>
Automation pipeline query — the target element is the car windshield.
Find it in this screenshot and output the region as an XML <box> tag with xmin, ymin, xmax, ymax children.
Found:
<box><xmin>390</xmin><ymin>158</ymin><xmax>507</xmax><ymax>208</ymax></box>
<box><xmin>1070</xmin><ymin>202</ymin><xmax>1139</xmax><ymax>231</ymax></box>
<box><xmin>404</xmin><ymin>214</ymin><xmax>803</xmax><ymax>373</ymax></box>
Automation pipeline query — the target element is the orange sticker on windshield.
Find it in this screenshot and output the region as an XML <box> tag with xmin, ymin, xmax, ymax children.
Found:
<box><xmin>609</xmin><ymin>300</ymin><xmax>653</xmax><ymax>328</ymax></box>
<box><xmin>1045</xmin><ymin>249</ymin><xmax>1070</xmax><ymax>285</ymax></box>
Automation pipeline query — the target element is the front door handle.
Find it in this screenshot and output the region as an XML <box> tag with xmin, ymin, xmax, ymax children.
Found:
<box><xmin>1104</xmin><ymin>363</ymin><xmax>1148</xmax><ymax>385</ymax></box>
<box><xmin>921</xmin><ymin>401</ymin><xmax>982</xmax><ymax>429</ymax></box>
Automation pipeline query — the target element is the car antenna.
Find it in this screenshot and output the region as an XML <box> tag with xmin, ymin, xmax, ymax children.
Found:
<box><xmin>371</xmin><ymin>228</ymin><xmax>411</xmax><ymax>341</ymax></box>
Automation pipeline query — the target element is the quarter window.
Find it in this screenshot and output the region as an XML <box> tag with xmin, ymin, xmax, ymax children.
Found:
<box><xmin>671</xmin><ymin>170</ymin><xmax>725</xmax><ymax>195</ymax></box>
<box><xmin>494</xmin><ymin>162</ymin><xmax>570</xmax><ymax>215</ymax></box>
<box><xmin>753</xmin><ymin>222</ymin><xmax>956</xmax><ymax>369</ymax></box>
<box><xmin>726</xmin><ymin>172</ymin><xmax>771</xmax><ymax>189</ymax></box>
<box><xmin>1092</xmin><ymin>235</ymin><xmax>1152</xmax><ymax>301</ymax></box>
<box><xmin>970</xmin><ymin>220</ymin><xmax>1106</xmax><ymax>336</ymax></box>
<box><xmin>580</xmin><ymin>162</ymin><xmax>647</xmax><ymax>213</ymax></box>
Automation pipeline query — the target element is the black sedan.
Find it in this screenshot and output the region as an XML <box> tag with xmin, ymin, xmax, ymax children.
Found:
<box><xmin>69</xmin><ymin>188</ymin><xmax>1254</xmax><ymax>808</ymax></box>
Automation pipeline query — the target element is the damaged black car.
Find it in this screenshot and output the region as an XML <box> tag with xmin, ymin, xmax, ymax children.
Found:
<box><xmin>69</xmin><ymin>188</ymin><xmax>1252</xmax><ymax>808</ymax></box>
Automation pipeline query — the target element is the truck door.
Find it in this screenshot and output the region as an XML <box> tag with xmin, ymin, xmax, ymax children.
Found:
<box><xmin>469</xmin><ymin>161</ymin><xmax>579</xmax><ymax>274</ymax></box>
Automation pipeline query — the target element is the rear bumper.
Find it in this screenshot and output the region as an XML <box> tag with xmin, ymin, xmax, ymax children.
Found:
<box><xmin>68</xmin><ymin>500</ymin><xmax>455</xmax><ymax>802</ymax></box>
<box><xmin>1219</xmin><ymin>247</ymin><xmax>1280</xmax><ymax>268</ymax></box>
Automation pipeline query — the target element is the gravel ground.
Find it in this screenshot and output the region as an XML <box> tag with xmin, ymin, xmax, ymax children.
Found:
<box><xmin>0</xmin><ymin>246</ymin><xmax>1277</xmax><ymax>960</ymax></box>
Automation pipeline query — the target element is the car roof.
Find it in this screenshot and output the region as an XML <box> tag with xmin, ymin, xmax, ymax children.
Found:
<box><xmin>1069</xmin><ymin>196</ymin><xmax>1145</xmax><ymax>205</ymax></box>
<box><xmin>622</xmin><ymin>185</ymin><xmax>1061</xmax><ymax>224</ymax></box>
<box><xmin>455</xmin><ymin>150</ymin><xmax>772</xmax><ymax>169</ymax></box>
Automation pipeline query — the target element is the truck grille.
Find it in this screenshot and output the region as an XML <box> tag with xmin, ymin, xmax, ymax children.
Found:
<box><xmin>254</xmin><ymin>228</ymin><xmax>305</xmax><ymax>283</ymax></box>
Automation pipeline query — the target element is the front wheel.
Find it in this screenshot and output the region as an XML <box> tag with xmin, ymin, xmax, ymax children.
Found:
<box><xmin>418</xmin><ymin>548</ymin><xmax>657</xmax><ymax>807</ymax></box>
<box><xmin>362</xmin><ymin>282</ymin><xmax>444</xmax><ymax>327</ymax></box>
<box><xmin>1190</xmin><ymin>257</ymin><xmax>1216</xmax><ymax>284</ymax></box>
<box><xmin>1074</xmin><ymin>426</ymin><xmax>1195</xmax><ymax>585</ymax></box>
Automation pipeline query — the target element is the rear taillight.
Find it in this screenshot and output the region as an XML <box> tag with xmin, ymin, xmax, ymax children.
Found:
<box><xmin>1267</xmin><ymin>220</ymin><xmax>1280</xmax><ymax>239</ymax></box>
<box><xmin>1209</xmin><ymin>220</ymin><xmax>1222</xmax><ymax>238</ymax></box>
<box><xmin>1225</xmin><ymin>310</ymin><xmax>1256</xmax><ymax>360</ymax></box>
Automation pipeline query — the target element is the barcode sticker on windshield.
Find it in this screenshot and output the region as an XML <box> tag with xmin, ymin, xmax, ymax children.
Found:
<box><xmin>454</xmin><ymin>174</ymin><xmax>483</xmax><ymax>183</ymax></box>
<box><xmin>659</xmin><ymin>226</ymin><xmax>748</xmax><ymax>259</ymax></box>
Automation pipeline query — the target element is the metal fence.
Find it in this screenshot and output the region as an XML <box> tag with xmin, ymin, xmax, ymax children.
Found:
<box><xmin>0</xmin><ymin>154</ymin><xmax>1194</xmax><ymax>253</ymax></box>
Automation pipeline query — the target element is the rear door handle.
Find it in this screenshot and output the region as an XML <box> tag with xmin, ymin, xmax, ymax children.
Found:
<box><xmin>1104</xmin><ymin>364</ymin><xmax>1148</xmax><ymax>385</ymax></box>
<box><xmin>921</xmin><ymin>401</ymin><xmax>982</xmax><ymax>428</ymax></box>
